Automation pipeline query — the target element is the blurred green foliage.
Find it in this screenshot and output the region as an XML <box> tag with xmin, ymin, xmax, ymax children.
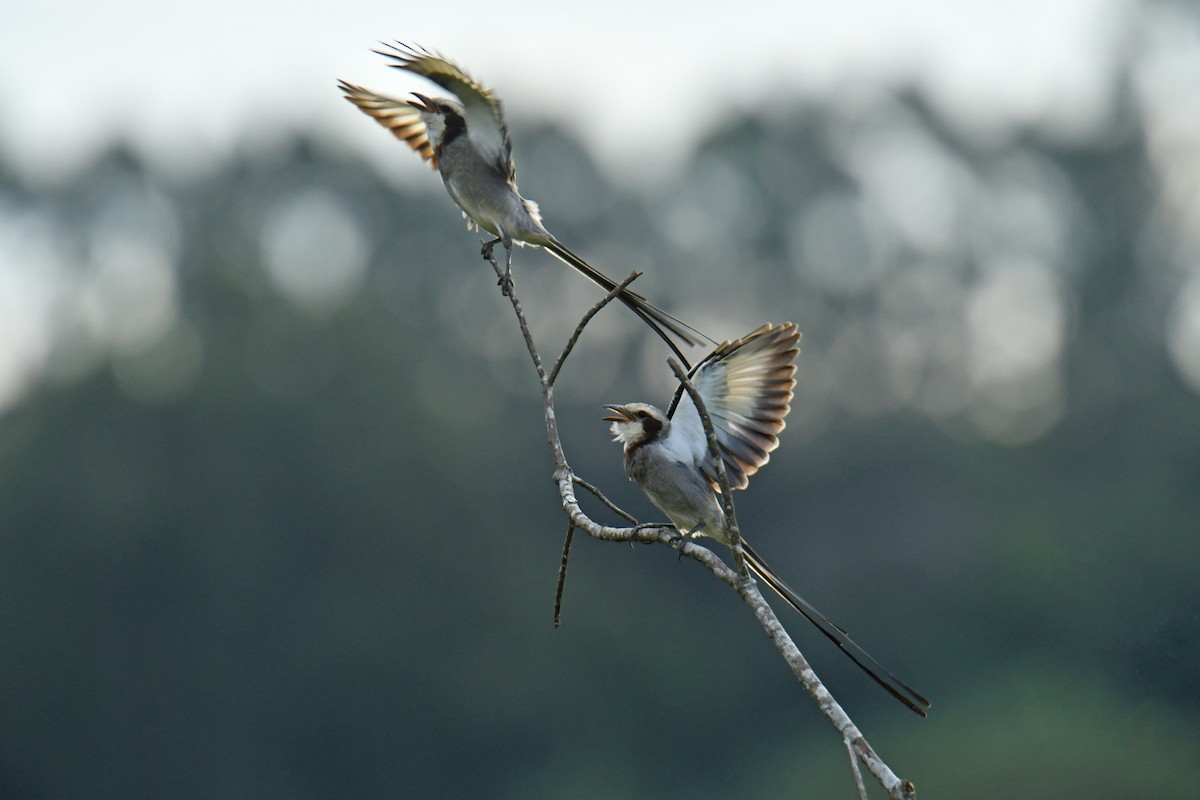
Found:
<box><xmin>0</xmin><ymin>83</ymin><xmax>1198</xmax><ymax>799</ymax></box>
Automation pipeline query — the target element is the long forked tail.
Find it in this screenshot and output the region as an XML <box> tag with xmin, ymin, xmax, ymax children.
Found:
<box><xmin>541</xmin><ymin>239</ymin><xmax>713</xmax><ymax>366</ymax></box>
<box><xmin>741</xmin><ymin>541</ymin><xmax>931</xmax><ymax>717</ymax></box>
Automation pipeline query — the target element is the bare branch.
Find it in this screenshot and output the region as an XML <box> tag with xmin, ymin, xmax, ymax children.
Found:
<box><xmin>847</xmin><ymin>735</ymin><xmax>869</xmax><ymax>800</ymax></box>
<box><xmin>553</xmin><ymin>523</ymin><xmax>575</xmax><ymax>628</ymax></box>
<box><xmin>485</xmin><ymin>253</ymin><xmax>918</xmax><ymax>800</ymax></box>
<box><xmin>483</xmin><ymin>246</ymin><xmax>548</xmax><ymax>386</ymax></box>
<box><xmin>573</xmin><ymin>475</ymin><xmax>639</xmax><ymax>525</ymax></box>
<box><xmin>549</xmin><ymin>271</ymin><xmax>643</xmax><ymax>386</ymax></box>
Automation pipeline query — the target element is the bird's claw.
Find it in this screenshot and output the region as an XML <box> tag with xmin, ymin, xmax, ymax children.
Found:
<box><xmin>669</xmin><ymin>525</ymin><xmax>705</xmax><ymax>561</ymax></box>
<box><xmin>497</xmin><ymin>271</ymin><xmax>514</xmax><ymax>296</ymax></box>
<box><xmin>666</xmin><ymin>529</ymin><xmax>693</xmax><ymax>561</ymax></box>
<box><xmin>672</xmin><ymin>535</ymin><xmax>689</xmax><ymax>561</ymax></box>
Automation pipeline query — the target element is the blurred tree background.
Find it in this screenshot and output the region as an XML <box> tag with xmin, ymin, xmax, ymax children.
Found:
<box><xmin>2</xmin><ymin>10</ymin><xmax>1200</xmax><ymax>799</ymax></box>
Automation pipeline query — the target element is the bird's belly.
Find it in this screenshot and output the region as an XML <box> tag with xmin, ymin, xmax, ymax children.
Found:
<box><xmin>441</xmin><ymin>178</ymin><xmax>495</xmax><ymax>235</ymax></box>
<box><xmin>634</xmin><ymin>468</ymin><xmax>724</xmax><ymax>539</ymax></box>
<box><xmin>442</xmin><ymin>170</ymin><xmax>537</xmax><ymax>242</ymax></box>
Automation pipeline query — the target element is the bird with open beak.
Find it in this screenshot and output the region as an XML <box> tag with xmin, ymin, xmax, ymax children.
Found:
<box><xmin>605</xmin><ymin>322</ymin><xmax>930</xmax><ymax>716</ymax></box>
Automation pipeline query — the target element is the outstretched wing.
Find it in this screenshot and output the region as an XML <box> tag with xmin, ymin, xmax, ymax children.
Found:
<box><xmin>374</xmin><ymin>42</ymin><xmax>514</xmax><ymax>180</ymax></box>
<box><xmin>337</xmin><ymin>80</ymin><xmax>438</xmax><ymax>170</ymax></box>
<box><xmin>668</xmin><ymin>323</ymin><xmax>800</xmax><ymax>491</ymax></box>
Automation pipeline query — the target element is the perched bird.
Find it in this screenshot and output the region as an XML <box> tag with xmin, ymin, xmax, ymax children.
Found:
<box><xmin>604</xmin><ymin>323</ymin><xmax>930</xmax><ymax>716</ymax></box>
<box><xmin>338</xmin><ymin>42</ymin><xmax>707</xmax><ymax>364</ymax></box>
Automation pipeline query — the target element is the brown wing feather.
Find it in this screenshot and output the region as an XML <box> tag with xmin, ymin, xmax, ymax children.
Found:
<box><xmin>337</xmin><ymin>79</ymin><xmax>438</xmax><ymax>170</ymax></box>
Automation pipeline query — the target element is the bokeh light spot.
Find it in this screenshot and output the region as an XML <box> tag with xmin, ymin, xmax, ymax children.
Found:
<box><xmin>261</xmin><ymin>190</ymin><xmax>368</xmax><ymax>316</ymax></box>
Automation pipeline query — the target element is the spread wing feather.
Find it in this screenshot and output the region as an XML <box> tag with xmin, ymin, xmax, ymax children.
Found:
<box><xmin>338</xmin><ymin>80</ymin><xmax>438</xmax><ymax>169</ymax></box>
<box><xmin>373</xmin><ymin>42</ymin><xmax>514</xmax><ymax>180</ymax></box>
<box><xmin>668</xmin><ymin>323</ymin><xmax>801</xmax><ymax>490</ymax></box>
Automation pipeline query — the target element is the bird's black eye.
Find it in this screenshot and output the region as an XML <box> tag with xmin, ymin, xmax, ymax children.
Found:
<box><xmin>635</xmin><ymin>410</ymin><xmax>647</xmax><ymax>419</ymax></box>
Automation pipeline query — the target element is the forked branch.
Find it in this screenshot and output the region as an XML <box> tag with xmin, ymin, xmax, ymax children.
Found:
<box><xmin>482</xmin><ymin>251</ymin><xmax>916</xmax><ymax>800</ymax></box>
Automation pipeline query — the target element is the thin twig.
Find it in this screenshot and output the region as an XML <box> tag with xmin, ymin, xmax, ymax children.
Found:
<box><xmin>847</xmin><ymin>735</ymin><xmax>869</xmax><ymax>800</ymax></box>
<box><xmin>549</xmin><ymin>271</ymin><xmax>643</xmax><ymax>386</ymax></box>
<box><xmin>483</xmin><ymin>247</ymin><xmax>548</xmax><ymax>386</ymax></box>
<box><xmin>553</xmin><ymin>523</ymin><xmax>575</xmax><ymax>628</ymax></box>
<box><xmin>573</xmin><ymin>475</ymin><xmax>639</xmax><ymax>525</ymax></box>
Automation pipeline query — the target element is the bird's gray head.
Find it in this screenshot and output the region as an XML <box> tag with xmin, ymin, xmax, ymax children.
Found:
<box><xmin>407</xmin><ymin>93</ymin><xmax>466</xmax><ymax>150</ymax></box>
<box><xmin>603</xmin><ymin>403</ymin><xmax>669</xmax><ymax>450</ymax></box>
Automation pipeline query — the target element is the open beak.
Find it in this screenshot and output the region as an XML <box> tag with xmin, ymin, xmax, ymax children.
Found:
<box><xmin>602</xmin><ymin>404</ymin><xmax>633</xmax><ymax>422</ymax></box>
<box><xmin>407</xmin><ymin>92</ymin><xmax>433</xmax><ymax>112</ymax></box>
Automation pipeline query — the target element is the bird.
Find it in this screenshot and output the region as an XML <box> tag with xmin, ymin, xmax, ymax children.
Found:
<box><xmin>338</xmin><ymin>42</ymin><xmax>708</xmax><ymax>365</ymax></box>
<box><xmin>603</xmin><ymin>322</ymin><xmax>930</xmax><ymax>716</ymax></box>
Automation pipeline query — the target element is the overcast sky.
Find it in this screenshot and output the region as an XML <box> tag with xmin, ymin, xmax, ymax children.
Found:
<box><xmin>8</xmin><ymin>0</ymin><xmax>1200</xmax><ymax>429</ymax></box>
<box><xmin>0</xmin><ymin>0</ymin><xmax>1131</xmax><ymax>184</ymax></box>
